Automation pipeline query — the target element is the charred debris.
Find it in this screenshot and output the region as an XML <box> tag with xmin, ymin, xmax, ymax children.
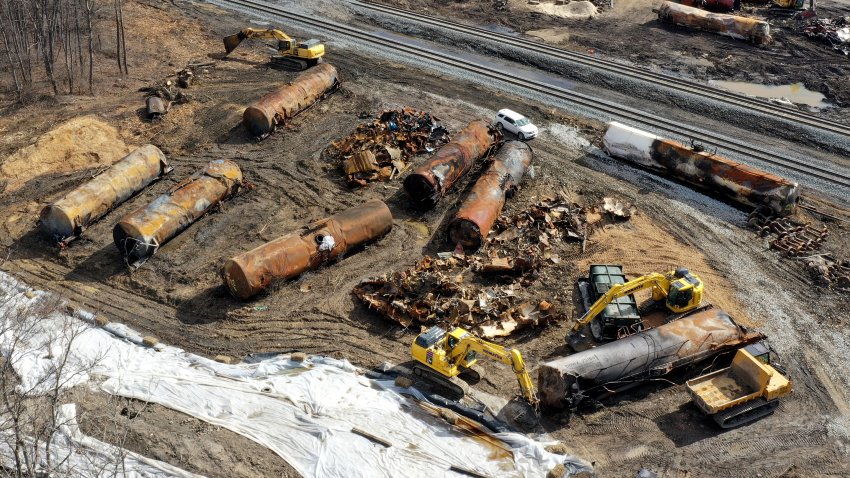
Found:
<box><xmin>323</xmin><ymin>108</ymin><xmax>450</xmax><ymax>187</ymax></box>
<box><xmin>355</xmin><ymin>191</ymin><xmax>611</xmax><ymax>339</ymax></box>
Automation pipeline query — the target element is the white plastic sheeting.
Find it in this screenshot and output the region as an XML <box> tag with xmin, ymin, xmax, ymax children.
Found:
<box><xmin>0</xmin><ymin>271</ymin><xmax>592</xmax><ymax>477</ymax></box>
<box><xmin>0</xmin><ymin>404</ymin><xmax>202</xmax><ymax>478</ymax></box>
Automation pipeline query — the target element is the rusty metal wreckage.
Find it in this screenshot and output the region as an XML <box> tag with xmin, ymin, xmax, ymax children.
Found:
<box><xmin>404</xmin><ymin>120</ymin><xmax>502</xmax><ymax>208</ymax></box>
<box><xmin>27</xmin><ymin>0</ymin><xmax>848</xmax><ymax>426</ymax></box>
<box><xmin>113</xmin><ymin>159</ymin><xmax>244</xmax><ymax>268</ymax></box>
<box><xmin>324</xmin><ymin>108</ymin><xmax>450</xmax><ymax>188</ymax></box>
<box><xmin>655</xmin><ymin>1</ymin><xmax>773</xmax><ymax>45</ymax></box>
<box><xmin>448</xmin><ymin>141</ymin><xmax>534</xmax><ymax>250</ymax></box>
<box><xmin>243</xmin><ymin>63</ymin><xmax>340</xmax><ymax>138</ymax></box>
<box><xmin>40</xmin><ymin>145</ymin><xmax>172</xmax><ymax>246</ymax></box>
<box><xmin>221</xmin><ymin>200</ymin><xmax>394</xmax><ymax>300</ymax></box>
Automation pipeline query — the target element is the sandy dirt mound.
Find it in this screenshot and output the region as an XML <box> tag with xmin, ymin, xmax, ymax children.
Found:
<box><xmin>1</xmin><ymin>116</ymin><xmax>131</xmax><ymax>194</ymax></box>
<box><xmin>577</xmin><ymin>213</ymin><xmax>753</xmax><ymax>327</ymax></box>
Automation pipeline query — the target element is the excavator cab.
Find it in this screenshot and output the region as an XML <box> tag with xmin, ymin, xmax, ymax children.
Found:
<box><xmin>666</xmin><ymin>268</ymin><xmax>703</xmax><ymax>312</ymax></box>
<box><xmin>411</xmin><ymin>326</ymin><xmax>477</xmax><ymax>378</ymax></box>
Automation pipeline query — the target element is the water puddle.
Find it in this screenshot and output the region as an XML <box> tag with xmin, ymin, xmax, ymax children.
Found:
<box><xmin>708</xmin><ymin>80</ymin><xmax>830</xmax><ymax>109</ymax></box>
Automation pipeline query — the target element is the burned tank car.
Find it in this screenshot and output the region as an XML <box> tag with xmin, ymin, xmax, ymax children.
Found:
<box><xmin>538</xmin><ymin>308</ymin><xmax>762</xmax><ymax>410</ymax></box>
<box><xmin>602</xmin><ymin>122</ymin><xmax>799</xmax><ymax>217</ymax></box>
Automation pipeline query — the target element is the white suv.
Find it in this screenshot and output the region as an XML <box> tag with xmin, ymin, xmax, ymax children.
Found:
<box><xmin>495</xmin><ymin>108</ymin><xmax>538</xmax><ymax>141</ymax></box>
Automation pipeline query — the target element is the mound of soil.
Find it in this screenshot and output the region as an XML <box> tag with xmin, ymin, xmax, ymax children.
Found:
<box><xmin>1</xmin><ymin>116</ymin><xmax>131</xmax><ymax>193</ymax></box>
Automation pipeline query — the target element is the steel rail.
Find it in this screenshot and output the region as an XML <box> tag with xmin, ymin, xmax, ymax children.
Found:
<box><xmin>355</xmin><ymin>0</ymin><xmax>850</xmax><ymax>138</ymax></box>
<box><xmin>220</xmin><ymin>0</ymin><xmax>850</xmax><ymax>188</ymax></box>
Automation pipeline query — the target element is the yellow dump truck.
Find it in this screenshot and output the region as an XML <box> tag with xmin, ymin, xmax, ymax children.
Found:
<box><xmin>686</xmin><ymin>342</ymin><xmax>791</xmax><ymax>428</ymax></box>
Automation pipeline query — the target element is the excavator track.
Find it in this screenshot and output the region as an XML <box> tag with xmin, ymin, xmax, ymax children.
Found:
<box><xmin>411</xmin><ymin>363</ymin><xmax>467</xmax><ymax>400</ymax></box>
<box><xmin>713</xmin><ymin>398</ymin><xmax>780</xmax><ymax>429</ymax></box>
<box><xmin>269</xmin><ymin>56</ymin><xmax>310</xmax><ymax>71</ymax></box>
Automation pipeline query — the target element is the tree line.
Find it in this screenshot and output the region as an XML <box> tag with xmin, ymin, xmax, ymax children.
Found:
<box><xmin>0</xmin><ymin>0</ymin><xmax>129</xmax><ymax>101</ymax></box>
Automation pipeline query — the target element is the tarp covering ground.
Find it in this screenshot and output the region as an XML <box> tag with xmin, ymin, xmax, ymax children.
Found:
<box><xmin>0</xmin><ymin>271</ymin><xmax>591</xmax><ymax>478</ymax></box>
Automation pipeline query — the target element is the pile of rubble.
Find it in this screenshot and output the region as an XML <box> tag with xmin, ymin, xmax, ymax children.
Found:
<box><xmin>353</xmin><ymin>192</ymin><xmax>596</xmax><ymax>337</ymax></box>
<box><xmin>324</xmin><ymin>108</ymin><xmax>450</xmax><ymax>187</ymax></box>
<box><xmin>484</xmin><ymin>192</ymin><xmax>594</xmax><ymax>268</ymax></box>
<box><xmin>802</xmin><ymin>17</ymin><xmax>850</xmax><ymax>55</ymax></box>
<box><xmin>141</xmin><ymin>61</ymin><xmax>215</xmax><ymax>120</ymax></box>
<box><xmin>802</xmin><ymin>255</ymin><xmax>850</xmax><ymax>291</ymax></box>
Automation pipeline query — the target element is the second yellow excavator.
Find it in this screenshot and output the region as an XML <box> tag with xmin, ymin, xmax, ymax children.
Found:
<box><xmin>410</xmin><ymin>326</ymin><xmax>539</xmax><ymax>409</ymax></box>
<box><xmin>223</xmin><ymin>28</ymin><xmax>325</xmax><ymax>71</ymax></box>
<box><xmin>571</xmin><ymin>264</ymin><xmax>705</xmax><ymax>342</ymax></box>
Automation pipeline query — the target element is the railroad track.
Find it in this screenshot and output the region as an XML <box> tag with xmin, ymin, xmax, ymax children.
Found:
<box><xmin>216</xmin><ymin>0</ymin><xmax>850</xmax><ymax>188</ymax></box>
<box><xmin>354</xmin><ymin>0</ymin><xmax>850</xmax><ymax>139</ymax></box>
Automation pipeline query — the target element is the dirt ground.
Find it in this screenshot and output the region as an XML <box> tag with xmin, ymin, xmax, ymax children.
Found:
<box><xmin>1</xmin><ymin>0</ymin><xmax>849</xmax><ymax>477</ymax></box>
<box><xmin>382</xmin><ymin>0</ymin><xmax>850</xmax><ymax>108</ymax></box>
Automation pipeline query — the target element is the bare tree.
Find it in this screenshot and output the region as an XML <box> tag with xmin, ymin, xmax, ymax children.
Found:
<box><xmin>0</xmin><ymin>0</ymin><xmax>130</xmax><ymax>101</ymax></box>
<box><xmin>0</xmin><ymin>281</ymin><xmax>104</xmax><ymax>476</ymax></box>
<box><xmin>113</xmin><ymin>0</ymin><xmax>127</xmax><ymax>76</ymax></box>
<box><xmin>84</xmin><ymin>0</ymin><xmax>95</xmax><ymax>93</ymax></box>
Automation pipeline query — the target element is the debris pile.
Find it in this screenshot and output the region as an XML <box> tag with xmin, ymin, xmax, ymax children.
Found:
<box><xmin>141</xmin><ymin>61</ymin><xmax>214</xmax><ymax>120</ymax></box>
<box><xmin>324</xmin><ymin>108</ymin><xmax>450</xmax><ymax>187</ymax></box>
<box><xmin>802</xmin><ymin>255</ymin><xmax>850</xmax><ymax>291</ymax></box>
<box><xmin>354</xmin><ymin>254</ymin><xmax>561</xmax><ymax>338</ymax></box>
<box><xmin>802</xmin><ymin>17</ymin><xmax>850</xmax><ymax>55</ymax></box>
<box><xmin>353</xmin><ymin>192</ymin><xmax>592</xmax><ymax>337</ymax></box>
<box><xmin>487</xmin><ymin>192</ymin><xmax>593</xmax><ymax>262</ymax></box>
<box><xmin>749</xmin><ymin>213</ymin><xmax>828</xmax><ymax>256</ymax></box>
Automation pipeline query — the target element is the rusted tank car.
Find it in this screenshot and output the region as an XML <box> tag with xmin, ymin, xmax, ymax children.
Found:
<box><xmin>538</xmin><ymin>309</ymin><xmax>763</xmax><ymax>410</ymax></box>
<box><xmin>603</xmin><ymin>122</ymin><xmax>799</xmax><ymax>216</ymax></box>
<box><xmin>243</xmin><ymin>63</ymin><xmax>339</xmax><ymax>137</ymax></box>
<box><xmin>447</xmin><ymin>141</ymin><xmax>533</xmax><ymax>249</ymax></box>
<box><xmin>113</xmin><ymin>160</ymin><xmax>242</xmax><ymax>267</ymax></box>
<box><xmin>403</xmin><ymin>120</ymin><xmax>500</xmax><ymax>208</ymax></box>
<box><xmin>656</xmin><ymin>1</ymin><xmax>771</xmax><ymax>44</ymax></box>
<box><xmin>40</xmin><ymin>145</ymin><xmax>171</xmax><ymax>245</ymax></box>
<box><xmin>675</xmin><ymin>0</ymin><xmax>737</xmax><ymax>13</ymax></box>
<box><xmin>221</xmin><ymin>200</ymin><xmax>393</xmax><ymax>299</ymax></box>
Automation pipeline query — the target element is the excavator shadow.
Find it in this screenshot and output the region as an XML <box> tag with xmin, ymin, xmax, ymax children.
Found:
<box><xmin>175</xmin><ymin>283</ymin><xmax>247</xmax><ymax>325</ymax></box>
<box><xmin>655</xmin><ymin>401</ymin><xmax>729</xmax><ymax>447</ymax></box>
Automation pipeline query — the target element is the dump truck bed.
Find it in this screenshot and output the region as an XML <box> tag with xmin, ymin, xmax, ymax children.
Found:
<box><xmin>686</xmin><ymin>348</ymin><xmax>790</xmax><ymax>415</ymax></box>
<box><xmin>686</xmin><ymin>368</ymin><xmax>761</xmax><ymax>414</ymax></box>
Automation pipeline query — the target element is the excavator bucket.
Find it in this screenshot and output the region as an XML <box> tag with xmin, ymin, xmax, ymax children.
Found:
<box><xmin>223</xmin><ymin>33</ymin><xmax>244</xmax><ymax>55</ymax></box>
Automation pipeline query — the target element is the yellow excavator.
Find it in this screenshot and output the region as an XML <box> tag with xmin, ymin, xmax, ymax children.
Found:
<box><xmin>571</xmin><ymin>264</ymin><xmax>705</xmax><ymax>342</ymax></box>
<box><xmin>410</xmin><ymin>326</ymin><xmax>539</xmax><ymax>409</ymax></box>
<box><xmin>223</xmin><ymin>28</ymin><xmax>325</xmax><ymax>71</ymax></box>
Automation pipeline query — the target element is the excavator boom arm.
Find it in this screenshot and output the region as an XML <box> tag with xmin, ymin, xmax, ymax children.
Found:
<box><xmin>572</xmin><ymin>272</ymin><xmax>669</xmax><ymax>331</ymax></box>
<box><xmin>223</xmin><ymin>28</ymin><xmax>294</xmax><ymax>55</ymax></box>
<box><xmin>452</xmin><ymin>338</ymin><xmax>539</xmax><ymax>407</ymax></box>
